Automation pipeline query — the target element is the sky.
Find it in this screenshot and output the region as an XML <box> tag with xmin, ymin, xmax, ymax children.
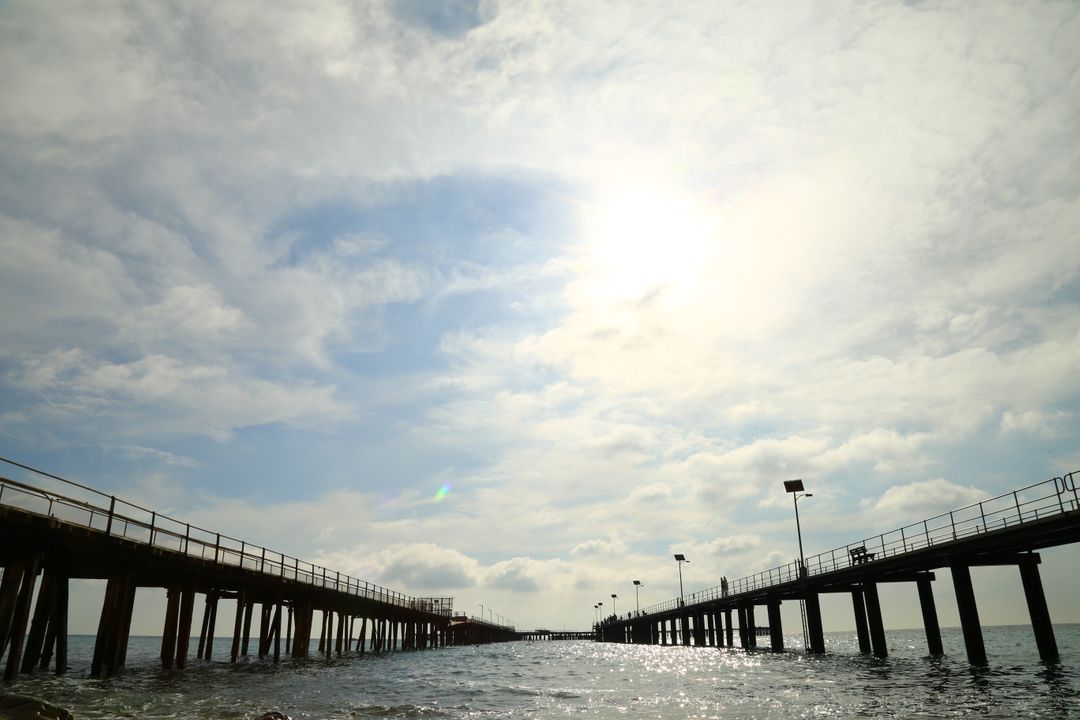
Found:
<box><xmin>1</xmin><ymin>0</ymin><xmax>1079</xmax><ymax>637</ymax></box>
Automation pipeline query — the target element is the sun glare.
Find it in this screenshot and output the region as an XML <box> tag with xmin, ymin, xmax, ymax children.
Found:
<box><xmin>583</xmin><ymin>182</ymin><xmax>714</xmax><ymax>304</ymax></box>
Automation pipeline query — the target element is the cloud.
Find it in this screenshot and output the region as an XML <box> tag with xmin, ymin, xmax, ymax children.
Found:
<box><xmin>9</xmin><ymin>348</ymin><xmax>346</xmax><ymax>440</ymax></box>
<box><xmin>865</xmin><ymin>479</ymin><xmax>987</xmax><ymax>521</ymax></box>
<box><xmin>1000</xmin><ymin>409</ymin><xmax>1072</xmax><ymax>438</ymax></box>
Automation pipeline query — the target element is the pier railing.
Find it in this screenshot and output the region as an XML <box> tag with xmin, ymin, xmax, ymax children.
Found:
<box><xmin>631</xmin><ymin>471</ymin><xmax>1079</xmax><ymax>619</ymax></box>
<box><xmin>0</xmin><ymin>457</ymin><xmax>453</xmax><ymax>616</ymax></box>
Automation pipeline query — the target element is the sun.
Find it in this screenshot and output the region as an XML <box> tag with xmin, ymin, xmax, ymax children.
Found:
<box><xmin>581</xmin><ymin>181</ymin><xmax>715</xmax><ymax>306</ymax></box>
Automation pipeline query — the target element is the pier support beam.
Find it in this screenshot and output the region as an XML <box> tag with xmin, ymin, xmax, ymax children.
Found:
<box><xmin>161</xmin><ymin>586</ymin><xmax>180</xmax><ymax>670</ymax></box>
<box><xmin>20</xmin><ymin>570</ymin><xmax>56</xmax><ymax>674</ymax></box>
<box><xmin>737</xmin><ymin>606</ymin><xmax>749</xmax><ymax>649</ymax></box>
<box><xmin>2</xmin><ymin>557</ymin><xmax>41</xmax><ymax>682</ymax></box>
<box><xmin>950</xmin><ymin>563</ymin><xmax>987</xmax><ymax>665</ymax></box>
<box><xmin>863</xmin><ymin>582</ymin><xmax>888</xmax><ymax>658</ymax></box>
<box><xmin>176</xmin><ymin>587</ymin><xmax>194</xmax><ymax>669</ymax></box>
<box><xmin>767</xmin><ymin>599</ymin><xmax>783</xmax><ymax>652</ymax></box>
<box><xmin>746</xmin><ymin>605</ymin><xmax>757</xmax><ymax>647</ymax></box>
<box><xmin>231</xmin><ymin>591</ymin><xmax>247</xmax><ymax>663</ymax></box>
<box><xmin>90</xmin><ymin>574</ymin><xmax>136</xmax><ymax>677</ymax></box>
<box><xmin>1019</xmin><ymin>555</ymin><xmax>1058</xmax><ymax>662</ymax></box>
<box><xmin>693</xmin><ymin>614</ymin><xmax>706</xmax><ymax>646</ymax></box>
<box><xmin>680</xmin><ymin>615</ymin><xmax>690</xmax><ymax>646</ymax></box>
<box><xmin>851</xmin><ymin>589</ymin><xmax>871</xmax><ymax>653</ymax></box>
<box><xmin>916</xmin><ymin>574</ymin><xmax>943</xmax><ymax>656</ymax></box>
<box><xmin>803</xmin><ymin>592</ymin><xmax>825</xmax><ymax>654</ymax></box>
<box><xmin>724</xmin><ymin>608</ymin><xmax>734</xmax><ymax>647</ymax></box>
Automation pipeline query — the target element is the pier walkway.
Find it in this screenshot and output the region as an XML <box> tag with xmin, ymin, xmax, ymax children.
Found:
<box><xmin>597</xmin><ymin>471</ymin><xmax>1080</xmax><ymax>664</ymax></box>
<box><xmin>0</xmin><ymin>458</ymin><xmax>458</xmax><ymax>680</ymax></box>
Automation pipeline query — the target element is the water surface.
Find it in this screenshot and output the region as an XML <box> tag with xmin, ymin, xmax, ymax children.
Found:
<box><xmin>8</xmin><ymin>625</ymin><xmax>1080</xmax><ymax>718</ymax></box>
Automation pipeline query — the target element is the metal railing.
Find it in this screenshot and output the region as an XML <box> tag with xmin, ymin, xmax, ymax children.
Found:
<box><xmin>0</xmin><ymin>457</ymin><xmax>453</xmax><ymax>617</ymax></box>
<box><xmin>624</xmin><ymin>470</ymin><xmax>1079</xmax><ymax>620</ymax></box>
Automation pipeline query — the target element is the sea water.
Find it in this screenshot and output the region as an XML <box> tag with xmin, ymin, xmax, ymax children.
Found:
<box><xmin>6</xmin><ymin>625</ymin><xmax>1080</xmax><ymax>718</ymax></box>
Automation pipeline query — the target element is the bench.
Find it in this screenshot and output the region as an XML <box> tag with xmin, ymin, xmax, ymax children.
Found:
<box><xmin>850</xmin><ymin>546</ymin><xmax>876</xmax><ymax>564</ymax></box>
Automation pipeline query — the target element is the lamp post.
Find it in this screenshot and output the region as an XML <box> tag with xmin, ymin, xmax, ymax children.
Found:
<box><xmin>783</xmin><ymin>479</ymin><xmax>813</xmax><ymax>577</ymax></box>
<box><xmin>611</xmin><ymin>593</ymin><xmax>618</xmax><ymax>617</ymax></box>
<box><xmin>633</xmin><ymin>580</ymin><xmax>642</xmax><ymax>614</ymax></box>
<box><xmin>674</xmin><ymin>554</ymin><xmax>688</xmax><ymax>606</ymax></box>
<box><xmin>593</xmin><ymin>604</ymin><xmax>599</xmax><ymax>625</ymax></box>
<box><xmin>479</xmin><ymin>603</ymin><xmax>483</xmax><ymax>622</ymax></box>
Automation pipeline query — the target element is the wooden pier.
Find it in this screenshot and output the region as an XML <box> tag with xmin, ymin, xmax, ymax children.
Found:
<box><xmin>597</xmin><ymin>471</ymin><xmax>1080</xmax><ymax>664</ymax></box>
<box><xmin>0</xmin><ymin>460</ymin><xmax>459</xmax><ymax>680</ymax></box>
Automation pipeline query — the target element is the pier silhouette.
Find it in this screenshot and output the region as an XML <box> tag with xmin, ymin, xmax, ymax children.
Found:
<box><xmin>0</xmin><ymin>458</ymin><xmax>464</xmax><ymax>680</ymax></box>
<box><xmin>596</xmin><ymin>470</ymin><xmax>1079</xmax><ymax>663</ymax></box>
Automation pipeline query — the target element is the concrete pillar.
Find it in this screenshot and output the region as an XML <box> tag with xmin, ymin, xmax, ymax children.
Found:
<box><xmin>916</xmin><ymin>575</ymin><xmax>943</xmax><ymax>656</ymax></box>
<box><xmin>746</xmin><ymin>605</ymin><xmax>757</xmax><ymax>647</ymax></box>
<box><xmin>1019</xmin><ymin>555</ymin><xmax>1058</xmax><ymax>662</ymax></box>
<box><xmin>863</xmin><ymin>581</ymin><xmax>887</xmax><ymax>658</ymax></box>
<box><xmin>804</xmin><ymin>592</ymin><xmax>825</xmax><ymax>654</ymax></box>
<box><xmin>767</xmin><ymin>599</ymin><xmax>783</xmax><ymax>652</ymax></box>
<box><xmin>161</xmin><ymin>587</ymin><xmax>180</xmax><ymax>670</ymax></box>
<box><xmin>950</xmin><ymin>563</ymin><xmax>987</xmax><ymax>664</ymax></box>
<box><xmin>737</xmin><ymin>606</ymin><xmax>750</xmax><ymax>649</ymax></box>
<box><xmin>851</xmin><ymin>589</ymin><xmax>871</xmax><ymax>653</ymax></box>
<box><xmin>680</xmin><ymin>614</ymin><xmax>691</xmax><ymax>646</ymax></box>
<box><xmin>724</xmin><ymin>608</ymin><xmax>734</xmax><ymax>647</ymax></box>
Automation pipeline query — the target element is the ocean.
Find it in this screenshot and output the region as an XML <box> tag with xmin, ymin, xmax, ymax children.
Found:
<box><xmin>5</xmin><ymin>625</ymin><xmax>1079</xmax><ymax>719</ymax></box>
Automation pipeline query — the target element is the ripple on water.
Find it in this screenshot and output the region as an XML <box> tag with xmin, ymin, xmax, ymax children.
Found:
<box><xmin>6</xmin><ymin>628</ymin><xmax>1080</xmax><ymax>719</ymax></box>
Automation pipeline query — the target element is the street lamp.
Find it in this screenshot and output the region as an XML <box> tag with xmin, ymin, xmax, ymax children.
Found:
<box><xmin>478</xmin><ymin>603</ymin><xmax>483</xmax><ymax>621</ymax></box>
<box><xmin>611</xmin><ymin>593</ymin><xmax>618</xmax><ymax>616</ymax></box>
<box><xmin>784</xmin><ymin>479</ymin><xmax>813</xmax><ymax>577</ymax></box>
<box><xmin>593</xmin><ymin>604</ymin><xmax>599</xmax><ymax>625</ymax></box>
<box><xmin>633</xmin><ymin>580</ymin><xmax>642</xmax><ymax>614</ymax></box>
<box><xmin>674</xmin><ymin>554</ymin><xmax>689</xmax><ymax>606</ymax></box>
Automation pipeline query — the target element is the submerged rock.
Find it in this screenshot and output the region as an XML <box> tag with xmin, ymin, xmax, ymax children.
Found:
<box><xmin>0</xmin><ymin>694</ymin><xmax>74</xmax><ymax>720</ymax></box>
<box><xmin>255</xmin><ymin>713</ymin><xmax>291</xmax><ymax>720</ymax></box>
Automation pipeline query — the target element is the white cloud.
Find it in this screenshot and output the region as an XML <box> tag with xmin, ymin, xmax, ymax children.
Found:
<box><xmin>866</xmin><ymin>478</ymin><xmax>987</xmax><ymax>521</ymax></box>
<box><xmin>1000</xmin><ymin>409</ymin><xmax>1072</xmax><ymax>438</ymax></box>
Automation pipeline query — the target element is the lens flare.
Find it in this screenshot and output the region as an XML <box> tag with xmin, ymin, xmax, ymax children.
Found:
<box><xmin>434</xmin><ymin>483</ymin><xmax>451</xmax><ymax>502</ymax></box>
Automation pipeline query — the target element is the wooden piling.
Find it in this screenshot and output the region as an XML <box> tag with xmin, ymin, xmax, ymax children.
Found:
<box><xmin>358</xmin><ymin>616</ymin><xmax>367</xmax><ymax>655</ymax></box>
<box><xmin>0</xmin><ymin>562</ymin><xmax>27</xmax><ymax>658</ymax></box>
<box><xmin>285</xmin><ymin>605</ymin><xmax>293</xmax><ymax>655</ymax></box>
<box><xmin>916</xmin><ymin>574</ymin><xmax>943</xmax><ymax>656</ymax></box>
<box><xmin>20</xmin><ymin>570</ymin><xmax>55</xmax><ymax>673</ymax></box>
<box><xmin>91</xmin><ymin>576</ymin><xmax>120</xmax><ymax>677</ymax></box>
<box><xmin>241</xmin><ymin>599</ymin><xmax>254</xmax><ymax>656</ymax></box>
<box><xmin>38</xmin><ymin>575</ymin><xmax>68</xmax><ymax>674</ymax></box>
<box><xmin>737</xmin><ymin>606</ymin><xmax>749</xmax><ymax>649</ymax></box>
<box><xmin>231</xmin><ymin>591</ymin><xmax>246</xmax><ymax>663</ymax></box>
<box><xmin>862</xmin><ymin>581</ymin><xmax>888</xmax><ymax>658</ymax></box>
<box><xmin>3</xmin><ymin>557</ymin><xmax>40</xmax><ymax>682</ymax></box>
<box><xmin>1019</xmin><ymin>554</ymin><xmax>1058</xmax><ymax>662</ymax></box>
<box><xmin>950</xmin><ymin>563</ymin><xmax>986</xmax><ymax>664</ymax></box>
<box><xmin>161</xmin><ymin>586</ymin><xmax>181</xmax><ymax>670</ymax></box>
<box><xmin>272</xmin><ymin>602</ymin><xmax>282</xmax><ymax>662</ymax></box>
<box><xmin>767</xmin><ymin>599</ymin><xmax>783</xmax><ymax>652</ymax></box>
<box><xmin>204</xmin><ymin>591</ymin><xmax>219</xmax><ymax>661</ymax></box>
<box><xmin>851</xmin><ymin>589</ymin><xmax>871</xmax><ymax>653</ymax></box>
<box><xmin>176</xmin><ymin>587</ymin><xmax>195</xmax><ymax>669</ymax></box>
<box><xmin>803</xmin><ymin>592</ymin><xmax>825</xmax><ymax>654</ymax></box>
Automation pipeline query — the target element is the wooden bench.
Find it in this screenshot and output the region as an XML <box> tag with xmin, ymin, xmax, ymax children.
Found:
<box><xmin>849</xmin><ymin>546</ymin><xmax>876</xmax><ymax>564</ymax></box>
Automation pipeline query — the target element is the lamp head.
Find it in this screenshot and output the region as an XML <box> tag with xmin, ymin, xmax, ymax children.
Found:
<box><xmin>783</xmin><ymin>479</ymin><xmax>805</xmax><ymax>493</ymax></box>
<box><xmin>633</xmin><ymin>580</ymin><xmax>642</xmax><ymax>586</ymax></box>
<box><xmin>674</xmin><ymin>553</ymin><xmax>687</xmax><ymax>562</ymax></box>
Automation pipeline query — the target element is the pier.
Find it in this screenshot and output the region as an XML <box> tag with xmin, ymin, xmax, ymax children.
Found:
<box><xmin>0</xmin><ymin>459</ymin><xmax>461</xmax><ymax>680</ymax></box>
<box><xmin>596</xmin><ymin>471</ymin><xmax>1080</xmax><ymax>664</ymax></box>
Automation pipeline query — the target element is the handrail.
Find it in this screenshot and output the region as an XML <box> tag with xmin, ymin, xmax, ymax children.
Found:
<box><xmin>0</xmin><ymin>458</ymin><xmax>453</xmax><ymax>617</ymax></box>
<box><xmin>615</xmin><ymin>470</ymin><xmax>1079</xmax><ymax>622</ymax></box>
